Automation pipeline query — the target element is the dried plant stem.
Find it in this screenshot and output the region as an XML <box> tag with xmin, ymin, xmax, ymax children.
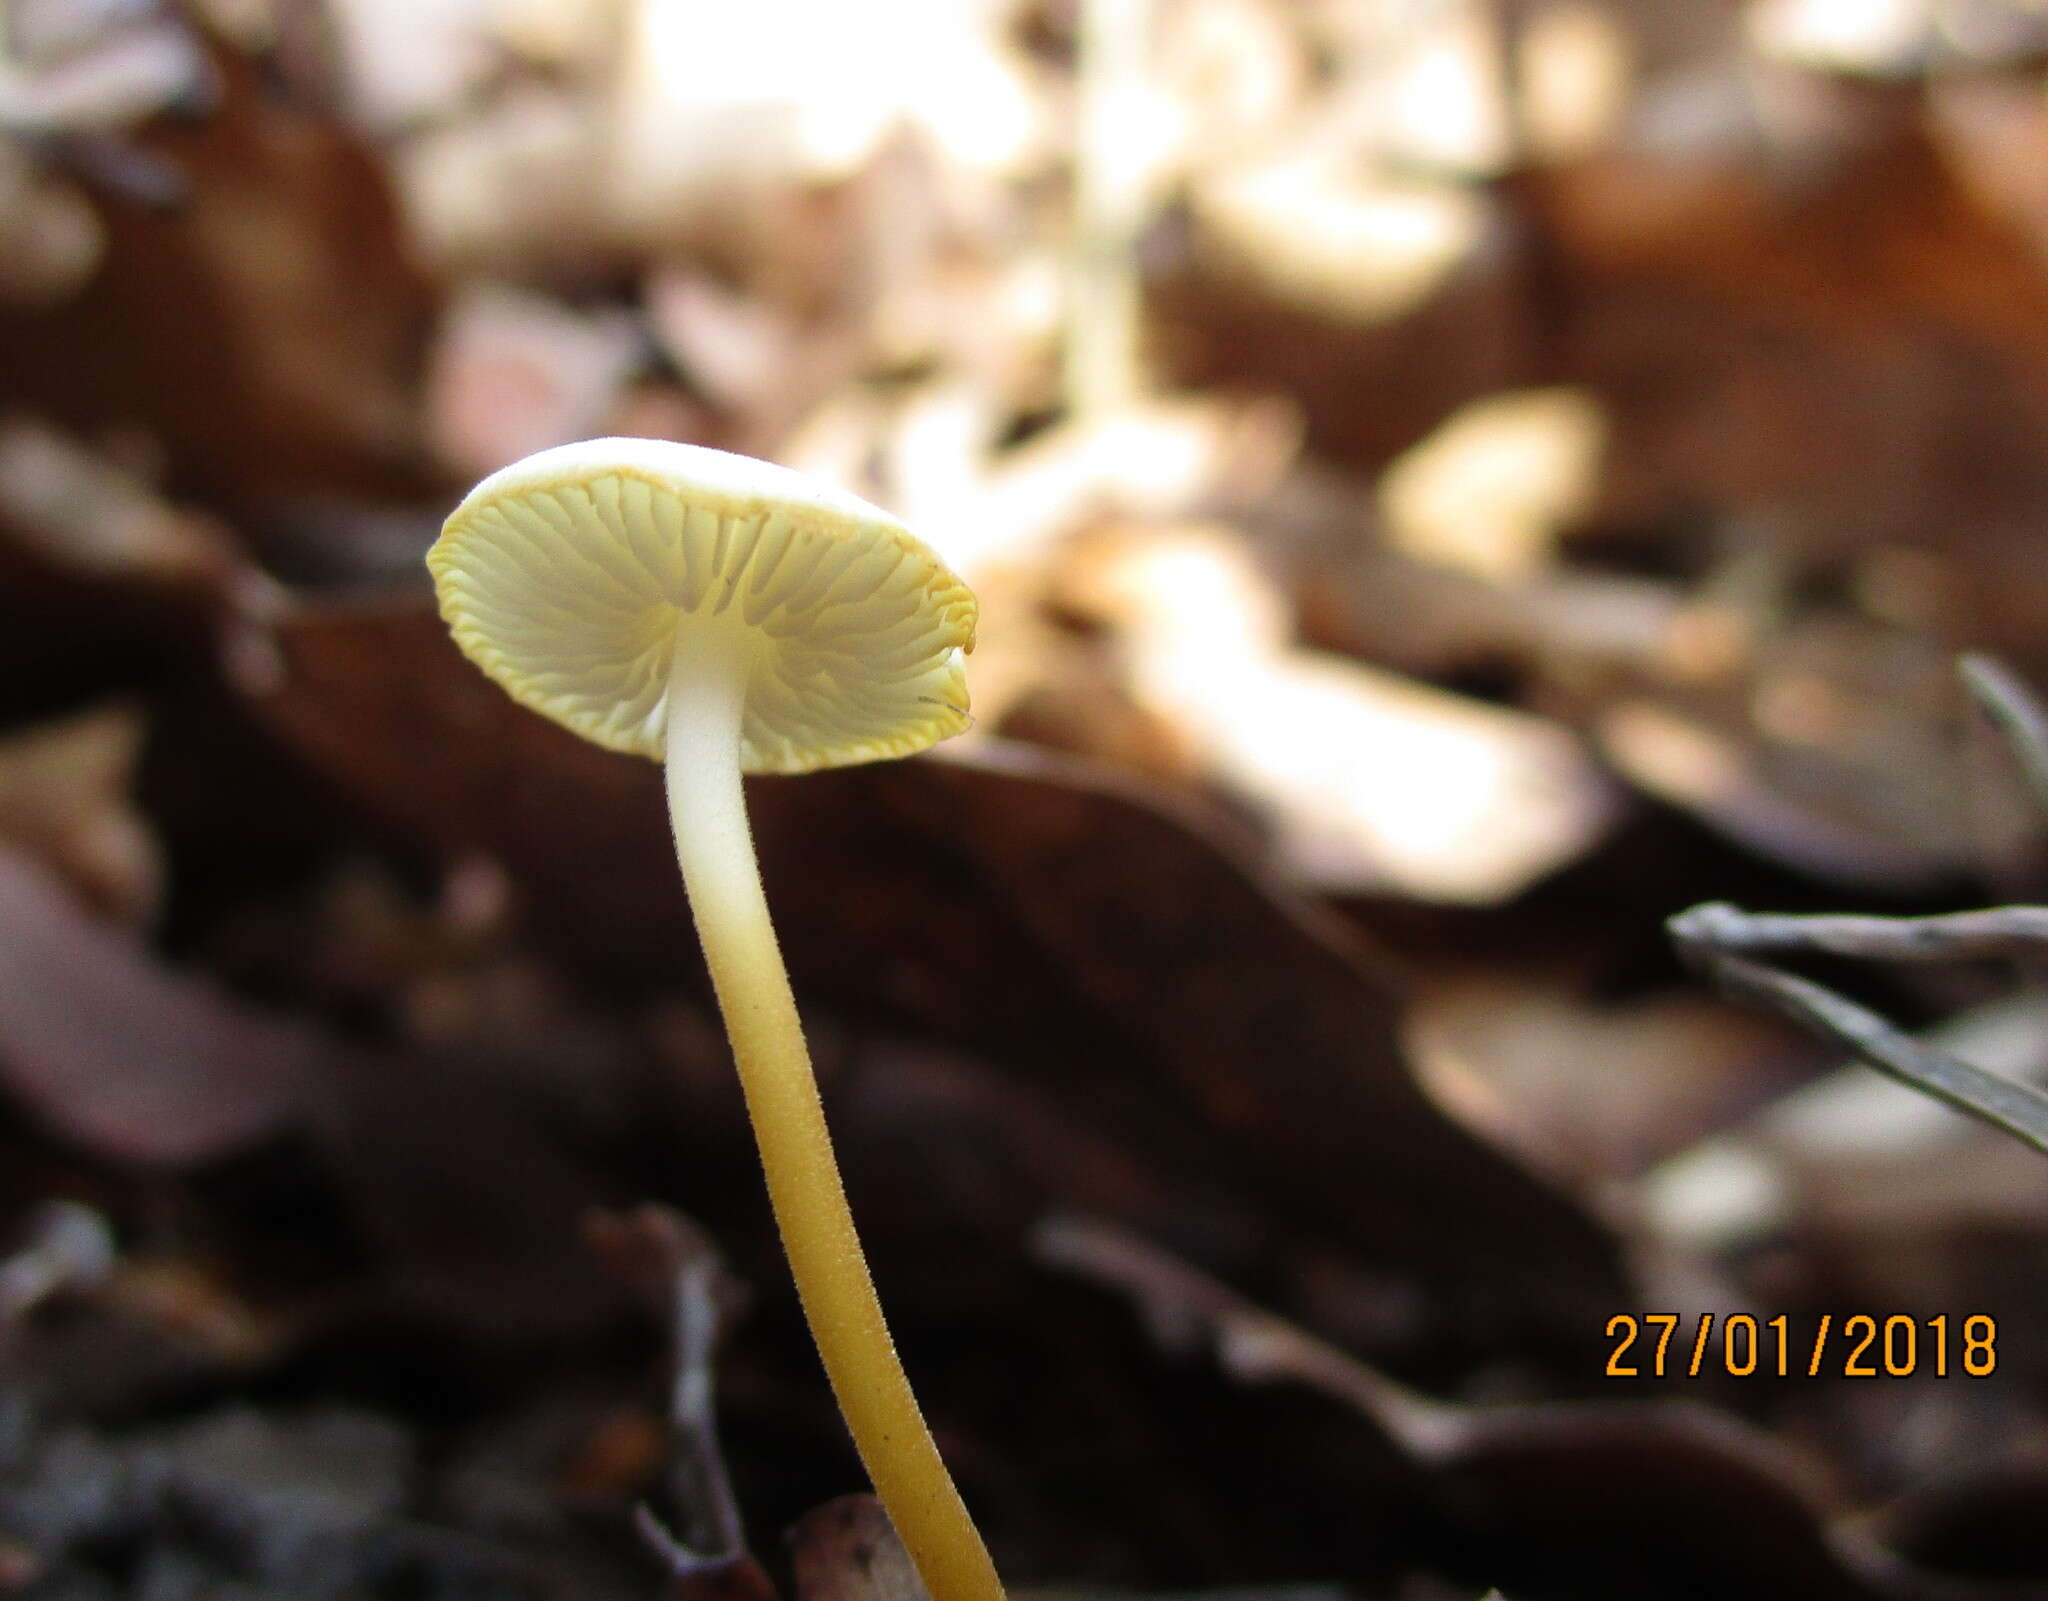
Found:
<box><xmin>1669</xmin><ymin>907</ymin><xmax>2048</xmax><ymax>1159</ymax></box>
<box><xmin>1961</xmin><ymin>653</ymin><xmax>2048</xmax><ymax>821</ymax></box>
<box><xmin>1671</xmin><ymin>901</ymin><xmax>2048</xmax><ymax>964</ymax></box>
<box><xmin>1667</xmin><ymin>659</ymin><xmax>2048</xmax><ymax>1161</ymax></box>
<box><xmin>1034</xmin><ymin>1214</ymin><xmax>1466</xmax><ymax>1458</ymax></box>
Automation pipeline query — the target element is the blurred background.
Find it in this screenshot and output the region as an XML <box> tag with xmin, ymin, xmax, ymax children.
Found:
<box><xmin>6</xmin><ymin>0</ymin><xmax>2048</xmax><ymax>1596</ymax></box>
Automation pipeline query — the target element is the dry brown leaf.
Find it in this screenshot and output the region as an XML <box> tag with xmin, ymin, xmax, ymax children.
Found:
<box><xmin>0</xmin><ymin>37</ymin><xmax>438</xmax><ymax>514</ymax></box>
<box><xmin>788</xmin><ymin>1497</ymin><xmax>926</xmax><ymax>1601</ymax></box>
<box><xmin>1377</xmin><ymin>388</ymin><xmax>1608</xmax><ymax>585</ymax></box>
<box><xmin>1062</xmin><ymin>523</ymin><xmax>1616</xmax><ymax>900</ymax></box>
<box><xmin>0</xmin><ymin>429</ymin><xmax>242</xmax><ymax>726</ymax></box>
<box><xmin>0</xmin><ymin>843</ymin><xmax>312</xmax><ymax>1164</ymax></box>
<box><xmin>1040</xmin><ymin>1217</ymin><xmax>1899</xmax><ymax>1601</ymax></box>
<box><xmin>0</xmin><ymin>838</ymin><xmax>620</xmax><ymax>1339</ymax></box>
<box><xmin>233</xmin><ymin>590</ymin><xmax>1629</xmax><ymax>1346</ymax></box>
<box><xmin>0</xmin><ymin>702</ymin><xmax>160</xmax><ymax>921</ymax></box>
<box><xmin>1407</xmin><ymin>975</ymin><xmax>1807</xmax><ymax>1190</ymax></box>
<box><xmin>0</xmin><ymin>419</ymin><xmax>235</xmax><ymax>580</ymax></box>
<box><xmin>1644</xmin><ymin>993</ymin><xmax>2048</xmax><ymax>1256</ymax></box>
<box><xmin>394</xmin><ymin>78</ymin><xmax>609</xmax><ymax>273</ymax></box>
<box><xmin>1515</xmin><ymin>109</ymin><xmax>2048</xmax><ymax>676</ymax></box>
<box><xmin>0</xmin><ymin>3</ymin><xmax>208</xmax><ymax>134</ymax></box>
<box><xmin>0</xmin><ymin>146</ymin><xmax>102</xmax><ymax>309</ymax></box>
<box><xmin>423</xmin><ymin>281</ymin><xmax>644</xmax><ymax>479</ymax></box>
<box><xmin>1152</xmin><ymin>187</ymin><xmax>1524</xmax><ymax>470</ymax></box>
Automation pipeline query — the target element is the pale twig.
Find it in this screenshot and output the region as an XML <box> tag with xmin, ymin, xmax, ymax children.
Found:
<box><xmin>1961</xmin><ymin>653</ymin><xmax>2048</xmax><ymax>822</ymax></box>
<box><xmin>0</xmin><ymin>1200</ymin><xmax>115</xmax><ymax>1327</ymax></box>
<box><xmin>587</xmin><ymin>1206</ymin><xmax>771</xmax><ymax>1601</ymax></box>
<box><xmin>1666</xmin><ymin>657</ymin><xmax>2048</xmax><ymax>1159</ymax></box>
<box><xmin>1670</xmin><ymin>900</ymin><xmax>2048</xmax><ymax>965</ymax></box>
<box><xmin>1032</xmin><ymin>1213</ymin><xmax>1467</xmax><ymax>1459</ymax></box>
<box><xmin>1668</xmin><ymin>910</ymin><xmax>2048</xmax><ymax>1159</ymax></box>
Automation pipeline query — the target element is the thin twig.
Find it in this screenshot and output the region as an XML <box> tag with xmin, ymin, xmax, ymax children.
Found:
<box><xmin>1670</xmin><ymin>900</ymin><xmax>2048</xmax><ymax>964</ymax></box>
<box><xmin>587</xmin><ymin>1206</ymin><xmax>773</xmax><ymax>1601</ymax></box>
<box><xmin>1666</xmin><ymin>658</ymin><xmax>2048</xmax><ymax>1158</ymax></box>
<box><xmin>1668</xmin><ymin>917</ymin><xmax>2048</xmax><ymax>1158</ymax></box>
<box><xmin>0</xmin><ymin>1200</ymin><xmax>115</xmax><ymax>1327</ymax></box>
<box><xmin>1961</xmin><ymin>653</ymin><xmax>2048</xmax><ymax>823</ymax></box>
<box><xmin>1032</xmin><ymin>1213</ymin><xmax>1467</xmax><ymax>1459</ymax></box>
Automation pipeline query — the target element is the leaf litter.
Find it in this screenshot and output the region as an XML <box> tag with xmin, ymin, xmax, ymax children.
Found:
<box><xmin>5</xmin><ymin>0</ymin><xmax>2048</xmax><ymax>1596</ymax></box>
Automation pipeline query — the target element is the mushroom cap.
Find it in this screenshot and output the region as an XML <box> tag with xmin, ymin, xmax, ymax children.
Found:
<box><xmin>428</xmin><ymin>438</ymin><xmax>976</xmax><ymax>774</ymax></box>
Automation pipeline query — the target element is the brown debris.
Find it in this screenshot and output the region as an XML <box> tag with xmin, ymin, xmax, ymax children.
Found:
<box><xmin>6</xmin><ymin>2</ymin><xmax>2048</xmax><ymax>1594</ymax></box>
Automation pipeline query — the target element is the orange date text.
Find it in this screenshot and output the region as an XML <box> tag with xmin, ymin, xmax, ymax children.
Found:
<box><xmin>1603</xmin><ymin>1314</ymin><xmax>1998</xmax><ymax>1379</ymax></box>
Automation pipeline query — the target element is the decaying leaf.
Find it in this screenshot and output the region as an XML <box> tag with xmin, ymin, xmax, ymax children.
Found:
<box><xmin>0</xmin><ymin>842</ymin><xmax>313</xmax><ymax>1164</ymax></box>
<box><xmin>0</xmin><ymin>701</ymin><xmax>160</xmax><ymax>920</ymax></box>
<box><xmin>1036</xmin><ymin>1215</ymin><xmax>1944</xmax><ymax>1601</ymax></box>
<box><xmin>1377</xmin><ymin>388</ymin><xmax>1608</xmax><ymax>585</ymax></box>
<box><xmin>0</xmin><ymin>839</ymin><xmax>619</xmax><ymax>1340</ymax></box>
<box><xmin>788</xmin><ymin>1496</ymin><xmax>926</xmax><ymax>1601</ymax></box>
<box><xmin>233</xmin><ymin>590</ymin><xmax>1629</xmax><ymax>1349</ymax></box>
<box><xmin>9</xmin><ymin>3</ymin><xmax>2048</xmax><ymax>1591</ymax></box>
<box><xmin>1061</xmin><ymin>522</ymin><xmax>1617</xmax><ymax>900</ymax></box>
<box><xmin>0</xmin><ymin>35</ymin><xmax>439</xmax><ymax>515</ymax></box>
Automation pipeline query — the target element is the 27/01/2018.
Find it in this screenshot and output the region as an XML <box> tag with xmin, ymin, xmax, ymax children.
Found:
<box><xmin>1603</xmin><ymin>1313</ymin><xmax>1997</xmax><ymax>1378</ymax></box>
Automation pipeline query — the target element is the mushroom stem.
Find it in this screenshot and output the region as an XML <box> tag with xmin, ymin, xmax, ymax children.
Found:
<box><xmin>661</xmin><ymin>632</ymin><xmax>1004</xmax><ymax>1601</ymax></box>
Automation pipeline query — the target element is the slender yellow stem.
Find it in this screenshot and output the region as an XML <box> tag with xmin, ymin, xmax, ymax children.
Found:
<box><xmin>662</xmin><ymin>626</ymin><xmax>1004</xmax><ymax>1601</ymax></box>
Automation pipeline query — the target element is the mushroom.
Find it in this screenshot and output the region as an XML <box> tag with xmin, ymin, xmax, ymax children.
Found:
<box><xmin>427</xmin><ymin>437</ymin><xmax>1000</xmax><ymax>1601</ymax></box>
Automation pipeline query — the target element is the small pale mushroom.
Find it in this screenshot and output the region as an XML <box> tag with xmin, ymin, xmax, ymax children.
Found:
<box><xmin>427</xmin><ymin>437</ymin><xmax>999</xmax><ymax>1601</ymax></box>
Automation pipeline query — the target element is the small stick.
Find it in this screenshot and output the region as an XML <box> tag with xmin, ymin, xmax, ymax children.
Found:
<box><xmin>1033</xmin><ymin>1214</ymin><xmax>1467</xmax><ymax>1459</ymax></box>
<box><xmin>661</xmin><ymin>1218</ymin><xmax>750</xmax><ymax>1571</ymax></box>
<box><xmin>588</xmin><ymin>1206</ymin><xmax>773</xmax><ymax>1601</ymax></box>
<box><xmin>1669</xmin><ymin>915</ymin><xmax>2048</xmax><ymax>1158</ymax></box>
<box><xmin>0</xmin><ymin>1201</ymin><xmax>115</xmax><ymax>1327</ymax></box>
<box><xmin>1961</xmin><ymin>653</ymin><xmax>2048</xmax><ymax>823</ymax></box>
<box><xmin>1670</xmin><ymin>900</ymin><xmax>2048</xmax><ymax>964</ymax></box>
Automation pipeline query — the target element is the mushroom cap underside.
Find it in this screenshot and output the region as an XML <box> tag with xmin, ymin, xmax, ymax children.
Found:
<box><xmin>428</xmin><ymin>438</ymin><xmax>976</xmax><ymax>774</ymax></box>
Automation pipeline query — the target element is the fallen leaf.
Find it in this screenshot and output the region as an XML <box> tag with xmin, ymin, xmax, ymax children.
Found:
<box><xmin>1064</xmin><ymin>523</ymin><xmax>1618</xmax><ymax>900</ymax></box>
<box><xmin>235</xmin><ymin>590</ymin><xmax>1630</xmax><ymax>1351</ymax></box>
<box><xmin>1039</xmin><ymin>1216</ymin><xmax>1900</xmax><ymax>1601</ymax></box>
<box><xmin>1377</xmin><ymin>388</ymin><xmax>1609</xmax><ymax>585</ymax></box>
<box><xmin>0</xmin><ymin>702</ymin><xmax>160</xmax><ymax>921</ymax></box>
<box><xmin>0</xmin><ymin>841</ymin><xmax>619</xmax><ymax>1339</ymax></box>
<box><xmin>424</xmin><ymin>281</ymin><xmax>645</xmax><ymax>479</ymax></box>
<box><xmin>0</xmin><ymin>35</ymin><xmax>439</xmax><ymax>516</ymax></box>
<box><xmin>788</xmin><ymin>1496</ymin><xmax>926</xmax><ymax>1601</ymax></box>
<box><xmin>0</xmin><ymin>842</ymin><xmax>312</xmax><ymax>1164</ymax></box>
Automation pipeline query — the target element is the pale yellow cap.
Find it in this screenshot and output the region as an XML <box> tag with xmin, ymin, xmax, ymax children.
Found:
<box><xmin>428</xmin><ymin>438</ymin><xmax>976</xmax><ymax>774</ymax></box>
